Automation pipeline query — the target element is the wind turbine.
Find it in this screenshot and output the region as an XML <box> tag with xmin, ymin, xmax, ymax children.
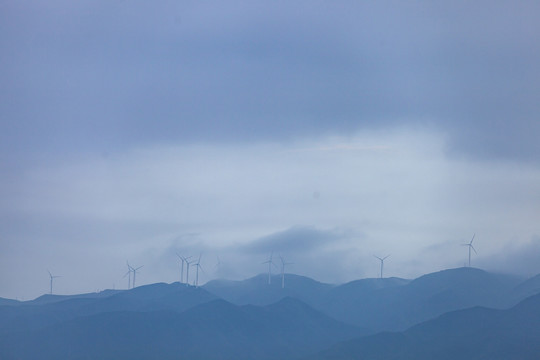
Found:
<box><xmin>47</xmin><ymin>270</ymin><xmax>61</xmax><ymax>295</ymax></box>
<box><xmin>176</xmin><ymin>252</ymin><xmax>187</xmax><ymax>284</ymax></box>
<box><xmin>279</xmin><ymin>255</ymin><xmax>293</xmax><ymax>289</ymax></box>
<box><xmin>462</xmin><ymin>234</ymin><xmax>477</xmax><ymax>267</ymax></box>
<box><xmin>123</xmin><ymin>262</ymin><xmax>133</xmax><ymax>289</ymax></box>
<box><xmin>185</xmin><ymin>256</ymin><xmax>194</xmax><ymax>285</ymax></box>
<box><xmin>374</xmin><ymin>255</ymin><xmax>390</xmax><ymax>279</ymax></box>
<box><xmin>192</xmin><ymin>254</ymin><xmax>203</xmax><ymax>288</ymax></box>
<box><xmin>262</xmin><ymin>252</ymin><xmax>277</xmax><ymax>285</ymax></box>
<box><xmin>132</xmin><ymin>265</ymin><xmax>143</xmax><ymax>288</ymax></box>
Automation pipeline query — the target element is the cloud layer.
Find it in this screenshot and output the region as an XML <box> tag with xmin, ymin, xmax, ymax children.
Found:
<box><xmin>1</xmin><ymin>1</ymin><xmax>540</xmax><ymax>161</ymax></box>
<box><xmin>1</xmin><ymin>131</ymin><xmax>539</xmax><ymax>298</ymax></box>
<box><xmin>1</xmin><ymin>1</ymin><xmax>540</xmax><ymax>299</ymax></box>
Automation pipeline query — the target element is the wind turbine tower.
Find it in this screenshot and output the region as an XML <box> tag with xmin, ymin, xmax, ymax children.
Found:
<box><xmin>279</xmin><ymin>255</ymin><xmax>293</xmax><ymax>289</ymax></box>
<box><xmin>262</xmin><ymin>252</ymin><xmax>277</xmax><ymax>285</ymax></box>
<box><xmin>192</xmin><ymin>254</ymin><xmax>203</xmax><ymax>288</ymax></box>
<box><xmin>47</xmin><ymin>270</ymin><xmax>61</xmax><ymax>295</ymax></box>
<box><xmin>185</xmin><ymin>256</ymin><xmax>194</xmax><ymax>285</ymax></box>
<box><xmin>123</xmin><ymin>262</ymin><xmax>134</xmax><ymax>289</ymax></box>
<box><xmin>462</xmin><ymin>234</ymin><xmax>477</xmax><ymax>267</ymax></box>
<box><xmin>176</xmin><ymin>252</ymin><xmax>187</xmax><ymax>283</ymax></box>
<box><xmin>132</xmin><ymin>265</ymin><xmax>143</xmax><ymax>288</ymax></box>
<box><xmin>374</xmin><ymin>255</ymin><xmax>390</xmax><ymax>279</ymax></box>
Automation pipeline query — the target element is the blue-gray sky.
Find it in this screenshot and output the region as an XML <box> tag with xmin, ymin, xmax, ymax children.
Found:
<box><xmin>1</xmin><ymin>1</ymin><xmax>539</xmax><ymax>299</ymax></box>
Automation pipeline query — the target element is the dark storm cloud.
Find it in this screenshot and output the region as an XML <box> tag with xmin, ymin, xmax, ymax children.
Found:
<box><xmin>241</xmin><ymin>226</ymin><xmax>354</xmax><ymax>255</ymax></box>
<box><xmin>1</xmin><ymin>1</ymin><xmax>539</xmax><ymax>161</ymax></box>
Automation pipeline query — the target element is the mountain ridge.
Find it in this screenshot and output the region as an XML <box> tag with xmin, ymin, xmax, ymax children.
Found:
<box><xmin>308</xmin><ymin>292</ymin><xmax>540</xmax><ymax>360</ymax></box>
<box><xmin>0</xmin><ymin>296</ymin><xmax>363</xmax><ymax>360</ymax></box>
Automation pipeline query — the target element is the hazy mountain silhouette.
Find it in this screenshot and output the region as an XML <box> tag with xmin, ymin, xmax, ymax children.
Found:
<box><xmin>203</xmin><ymin>273</ymin><xmax>334</xmax><ymax>306</ymax></box>
<box><xmin>204</xmin><ymin>268</ymin><xmax>527</xmax><ymax>333</ymax></box>
<box><xmin>316</xmin><ymin>276</ymin><xmax>409</xmax><ymax>308</ymax></box>
<box><xmin>0</xmin><ymin>298</ymin><xmax>21</xmax><ymax>306</ymax></box>
<box><xmin>316</xmin><ymin>267</ymin><xmax>523</xmax><ymax>331</ymax></box>
<box><xmin>26</xmin><ymin>289</ymin><xmax>123</xmax><ymax>305</ymax></box>
<box><xmin>0</xmin><ymin>297</ymin><xmax>364</xmax><ymax>360</ymax></box>
<box><xmin>309</xmin><ymin>291</ymin><xmax>540</xmax><ymax>360</ymax></box>
<box><xmin>512</xmin><ymin>273</ymin><xmax>540</xmax><ymax>301</ymax></box>
<box><xmin>2</xmin><ymin>269</ymin><xmax>540</xmax><ymax>359</ymax></box>
<box><xmin>0</xmin><ymin>282</ymin><xmax>216</xmax><ymax>334</ymax></box>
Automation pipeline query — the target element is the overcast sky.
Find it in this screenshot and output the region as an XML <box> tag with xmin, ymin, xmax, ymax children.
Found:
<box><xmin>1</xmin><ymin>1</ymin><xmax>539</xmax><ymax>300</ymax></box>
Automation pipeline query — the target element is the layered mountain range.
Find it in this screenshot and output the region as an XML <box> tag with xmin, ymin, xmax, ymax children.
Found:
<box><xmin>1</xmin><ymin>267</ymin><xmax>539</xmax><ymax>359</ymax></box>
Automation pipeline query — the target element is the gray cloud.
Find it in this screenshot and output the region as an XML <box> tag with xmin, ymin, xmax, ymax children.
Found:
<box><xmin>2</xmin><ymin>1</ymin><xmax>540</xmax><ymax>300</ymax></box>
<box><xmin>1</xmin><ymin>1</ymin><xmax>540</xmax><ymax>163</ymax></box>
<box><xmin>241</xmin><ymin>226</ymin><xmax>357</xmax><ymax>255</ymax></box>
<box><xmin>1</xmin><ymin>132</ymin><xmax>539</xmax><ymax>296</ymax></box>
<box><xmin>477</xmin><ymin>235</ymin><xmax>540</xmax><ymax>276</ymax></box>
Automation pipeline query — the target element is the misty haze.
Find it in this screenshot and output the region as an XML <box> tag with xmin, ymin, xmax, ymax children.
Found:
<box><xmin>1</xmin><ymin>1</ymin><xmax>540</xmax><ymax>359</ymax></box>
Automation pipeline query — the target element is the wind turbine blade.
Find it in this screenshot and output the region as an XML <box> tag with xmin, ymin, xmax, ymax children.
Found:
<box><xmin>470</xmin><ymin>234</ymin><xmax>475</xmax><ymax>244</ymax></box>
<box><xmin>374</xmin><ymin>255</ymin><xmax>382</xmax><ymax>261</ymax></box>
<box><xmin>199</xmin><ymin>265</ymin><xmax>207</xmax><ymax>276</ymax></box>
<box><xmin>471</xmin><ymin>245</ymin><xmax>477</xmax><ymax>254</ymax></box>
<box><xmin>135</xmin><ymin>265</ymin><xmax>144</xmax><ymax>271</ymax></box>
<box><xmin>383</xmin><ymin>255</ymin><xmax>390</xmax><ymax>260</ymax></box>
